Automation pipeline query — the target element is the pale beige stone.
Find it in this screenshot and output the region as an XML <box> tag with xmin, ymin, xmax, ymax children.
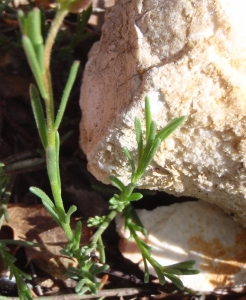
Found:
<box><xmin>116</xmin><ymin>201</ymin><xmax>246</xmax><ymax>292</ymax></box>
<box><xmin>79</xmin><ymin>0</ymin><xmax>246</xmax><ymax>226</ymax></box>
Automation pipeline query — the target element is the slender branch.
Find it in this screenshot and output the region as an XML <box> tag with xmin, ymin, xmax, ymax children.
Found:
<box><xmin>90</xmin><ymin>210</ymin><xmax>118</xmax><ymax>246</ymax></box>
<box><xmin>0</xmin><ymin>288</ymin><xmax>140</xmax><ymax>300</ymax></box>
<box><xmin>43</xmin><ymin>8</ymin><xmax>68</xmax><ymax>129</ymax></box>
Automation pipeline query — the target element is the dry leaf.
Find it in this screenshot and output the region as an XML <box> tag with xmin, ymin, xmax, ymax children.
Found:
<box><xmin>2</xmin><ymin>204</ymin><xmax>92</xmax><ymax>279</ymax></box>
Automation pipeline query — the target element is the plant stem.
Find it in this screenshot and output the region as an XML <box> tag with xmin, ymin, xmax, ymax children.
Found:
<box><xmin>0</xmin><ymin>288</ymin><xmax>140</xmax><ymax>300</ymax></box>
<box><xmin>90</xmin><ymin>210</ymin><xmax>118</xmax><ymax>247</ymax></box>
<box><xmin>41</xmin><ymin>7</ymin><xmax>73</xmax><ymax>242</ymax></box>
<box><xmin>43</xmin><ymin>7</ymin><xmax>68</xmax><ymax>129</ymax></box>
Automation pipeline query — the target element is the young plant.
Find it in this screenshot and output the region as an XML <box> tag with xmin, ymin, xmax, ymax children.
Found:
<box><xmin>16</xmin><ymin>1</ymin><xmax>199</xmax><ymax>297</ymax></box>
<box><xmin>86</xmin><ymin>96</ymin><xmax>199</xmax><ymax>290</ymax></box>
<box><xmin>17</xmin><ymin>2</ymin><xmax>105</xmax><ymax>296</ymax></box>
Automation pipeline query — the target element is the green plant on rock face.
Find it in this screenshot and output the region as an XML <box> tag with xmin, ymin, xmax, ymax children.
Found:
<box><xmin>13</xmin><ymin>0</ymin><xmax>199</xmax><ymax>297</ymax></box>
<box><xmin>86</xmin><ymin>96</ymin><xmax>199</xmax><ymax>290</ymax></box>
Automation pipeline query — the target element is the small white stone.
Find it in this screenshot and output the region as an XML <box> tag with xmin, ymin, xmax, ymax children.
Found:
<box><xmin>116</xmin><ymin>200</ymin><xmax>246</xmax><ymax>292</ymax></box>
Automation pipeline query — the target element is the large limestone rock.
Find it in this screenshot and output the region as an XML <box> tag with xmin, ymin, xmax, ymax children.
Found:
<box><xmin>116</xmin><ymin>200</ymin><xmax>246</xmax><ymax>292</ymax></box>
<box><xmin>79</xmin><ymin>0</ymin><xmax>246</xmax><ymax>226</ymax></box>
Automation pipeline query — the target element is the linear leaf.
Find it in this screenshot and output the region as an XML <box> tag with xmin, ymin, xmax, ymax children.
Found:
<box><xmin>54</xmin><ymin>61</ymin><xmax>80</xmax><ymax>131</ymax></box>
<box><xmin>55</xmin><ymin>132</ymin><xmax>61</xmax><ymax>192</ymax></box>
<box><xmin>154</xmin><ymin>265</ymin><xmax>166</xmax><ymax>286</ymax></box>
<box><xmin>163</xmin><ymin>272</ymin><xmax>184</xmax><ymax>290</ymax></box>
<box><xmin>27</xmin><ymin>8</ymin><xmax>43</xmax><ymax>52</ymax></box>
<box><xmin>145</xmin><ymin>121</ymin><xmax>156</xmax><ymax>154</ymax></box>
<box><xmin>74</xmin><ymin>220</ymin><xmax>82</xmax><ymax>247</ymax></box>
<box><xmin>22</xmin><ymin>36</ymin><xmax>47</xmax><ymax>99</ymax></box>
<box><xmin>123</xmin><ymin>147</ymin><xmax>135</xmax><ymax>176</ymax></box>
<box><xmin>145</xmin><ymin>96</ymin><xmax>151</xmax><ymax>141</ymax></box>
<box><xmin>30</xmin><ymin>84</ymin><xmax>47</xmax><ymax>148</ymax></box>
<box><xmin>109</xmin><ymin>175</ymin><xmax>126</xmax><ymax>192</ymax></box>
<box><xmin>135</xmin><ymin>117</ymin><xmax>143</xmax><ymax>160</ymax></box>
<box><xmin>17</xmin><ymin>10</ymin><xmax>27</xmax><ymax>35</ymax></box>
<box><xmin>126</xmin><ymin>193</ymin><xmax>143</xmax><ymax>201</ymax></box>
<box><xmin>156</xmin><ymin>116</ymin><xmax>186</xmax><ymax>141</ymax></box>
<box><xmin>141</xmin><ymin>138</ymin><xmax>161</xmax><ymax>174</ymax></box>
<box><xmin>65</xmin><ymin>205</ymin><xmax>77</xmax><ymax>224</ymax></box>
<box><xmin>30</xmin><ymin>186</ymin><xmax>54</xmax><ymax>208</ymax></box>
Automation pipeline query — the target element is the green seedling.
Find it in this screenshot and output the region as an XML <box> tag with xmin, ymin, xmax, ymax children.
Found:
<box><xmin>86</xmin><ymin>96</ymin><xmax>199</xmax><ymax>290</ymax></box>
<box><xmin>11</xmin><ymin>1</ymin><xmax>199</xmax><ymax>298</ymax></box>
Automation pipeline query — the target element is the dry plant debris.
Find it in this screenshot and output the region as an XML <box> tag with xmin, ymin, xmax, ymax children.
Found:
<box><xmin>1</xmin><ymin>204</ymin><xmax>92</xmax><ymax>279</ymax></box>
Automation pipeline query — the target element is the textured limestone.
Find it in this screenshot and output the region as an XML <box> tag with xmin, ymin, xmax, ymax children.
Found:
<box><xmin>79</xmin><ymin>0</ymin><xmax>246</xmax><ymax>226</ymax></box>
<box><xmin>116</xmin><ymin>201</ymin><xmax>246</xmax><ymax>291</ymax></box>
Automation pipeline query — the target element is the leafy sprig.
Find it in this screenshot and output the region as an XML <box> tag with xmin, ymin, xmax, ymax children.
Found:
<box><xmin>15</xmin><ymin>0</ymin><xmax>199</xmax><ymax>296</ymax></box>
<box><xmin>123</xmin><ymin>205</ymin><xmax>199</xmax><ymax>289</ymax></box>
<box><xmin>0</xmin><ymin>241</ymin><xmax>40</xmax><ymax>300</ymax></box>
<box><xmin>87</xmin><ymin>96</ymin><xmax>199</xmax><ymax>289</ymax></box>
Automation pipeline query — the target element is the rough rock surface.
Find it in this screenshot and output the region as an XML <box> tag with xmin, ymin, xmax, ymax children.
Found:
<box><xmin>116</xmin><ymin>200</ymin><xmax>246</xmax><ymax>292</ymax></box>
<box><xmin>80</xmin><ymin>0</ymin><xmax>246</xmax><ymax>226</ymax></box>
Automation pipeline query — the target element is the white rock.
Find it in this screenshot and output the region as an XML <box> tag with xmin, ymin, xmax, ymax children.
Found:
<box><xmin>79</xmin><ymin>0</ymin><xmax>246</xmax><ymax>227</ymax></box>
<box><xmin>116</xmin><ymin>200</ymin><xmax>246</xmax><ymax>292</ymax></box>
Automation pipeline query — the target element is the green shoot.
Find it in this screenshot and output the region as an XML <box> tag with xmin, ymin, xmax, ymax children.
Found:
<box><xmin>16</xmin><ymin>0</ymin><xmax>198</xmax><ymax>295</ymax></box>
<box><xmin>0</xmin><ymin>241</ymin><xmax>39</xmax><ymax>300</ymax></box>
<box><xmin>87</xmin><ymin>96</ymin><xmax>198</xmax><ymax>289</ymax></box>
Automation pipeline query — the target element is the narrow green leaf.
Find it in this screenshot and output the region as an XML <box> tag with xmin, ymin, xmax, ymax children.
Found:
<box><xmin>17</xmin><ymin>10</ymin><xmax>27</xmax><ymax>35</ymax></box>
<box><xmin>91</xmin><ymin>264</ymin><xmax>109</xmax><ymax>276</ymax></box>
<box><xmin>137</xmin><ymin>121</ymin><xmax>157</xmax><ymax>176</ymax></box>
<box><xmin>55</xmin><ymin>132</ymin><xmax>61</xmax><ymax>192</ymax></box>
<box><xmin>109</xmin><ymin>175</ymin><xmax>126</xmax><ymax>192</ymax></box>
<box><xmin>125</xmin><ymin>183</ymin><xmax>135</xmax><ymax>198</ymax></box>
<box><xmin>54</xmin><ymin>61</ymin><xmax>80</xmax><ymax>131</ymax></box>
<box><xmin>30</xmin><ymin>186</ymin><xmax>62</xmax><ymax>226</ymax></box>
<box><xmin>163</xmin><ymin>272</ymin><xmax>184</xmax><ymax>290</ymax></box>
<box><xmin>156</xmin><ymin>116</ymin><xmax>186</xmax><ymax>141</ymax></box>
<box><xmin>4</xmin><ymin>158</ymin><xmax>45</xmax><ymax>173</ymax></box>
<box><xmin>77</xmin><ymin>286</ymin><xmax>90</xmax><ymax>295</ymax></box>
<box><xmin>162</xmin><ymin>268</ymin><xmax>182</xmax><ymax>275</ymax></box>
<box><xmin>144</xmin><ymin>138</ymin><xmax>161</xmax><ymax>170</ymax></box>
<box><xmin>164</xmin><ymin>260</ymin><xmax>196</xmax><ymax>270</ymax></box>
<box><xmin>129</xmin><ymin>207</ymin><xmax>147</xmax><ymax>236</ymax></box>
<box><xmin>30</xmin><ymin>186</ymin><xmax>54</xmax><ymax>208</ymax></box>
<box><xmin>16</xmin><ymin>268</ymin><xmax>32</xmax><ymax>281</ymax></box>
<box><xmin>154</xmin><ymin>265</ymin><xmax>166</xmax><ymax>285</ymax></box>
<box><xmin>136</xmin><ymin>138</ymin><xmax>161</xmax><ymax>179</ymax></box>
<box><xmin>142</xmin><ymin>242</ymin><xmax>153</xmax><ymax>252</ymax></box>
<box><xmin>126</xmin><ymin>193</ymin><xmax>143</xmax><ymax>201</ymax></box>
<box><xmin>22</xmin><ymin>36</ymin><xmax>47</xmax><ymax>100</ymax></box>
<box><xmin>145</xmin><ymin>121</ymin><xmax>157</xmax><ymax>152</ymax></box>
<box><xmin>123</xmin><ymin>147</ymin><xmax>136</xmax><ymax>176</ymax></box>
<box><xmin>29</xmin><ymin>186</ymin><xmax>61</xmax><ymax>226</ymax></box>
<box><xmin>179</xmin><ymin>269</ymin><xmax>200</xmax><ymax>275</ymax></box>
<box><xmin>75</xmin><ymin>279</ymin><xmax>87</xmax><ymax>293</ymax></box>
<box><xmin>42</xmin><ymin>201</ymin><xmax>62</xmax><ymax>227</ymax></box>
<box><xmin>135</xmin><ymin>117</ymin><xmax>143</xmax><ymax>160</ymax></box>
<box><xmin>65</xmin><ymin>205</ymin><xmax>77</xmax><ymax>224</ymax></box>
<box><xmin>143</xmin><ymin>257</ymin><xmax>149</xmax><ymax>283</ymax></box>
<box><xmin>78</xmin><ymin>4</ymin><xmax>92</xmax><ymax>33</ymax></box>
<box><xmin>30</xmin><ymin>84</ymin><xmax>48</xmax><ymax>148</ymax></box>
<box><xmin>145</xmin><ymin>96</ymin><xmax>151</xmax><ymax>141</ymax></box>
<box><xmin>74</xmin><ymin>220</ymin><xmax>82</xmax><ymax>246</ymax></box>
<box><xmin>0</xmin><ymin>240</ymin><xmax>40</xmax><ymax>247</ymax></box>
<box><xmin>27</xmin><ymin>9</ymin><xmax>43</xmax><ymax>50</ymax></box>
